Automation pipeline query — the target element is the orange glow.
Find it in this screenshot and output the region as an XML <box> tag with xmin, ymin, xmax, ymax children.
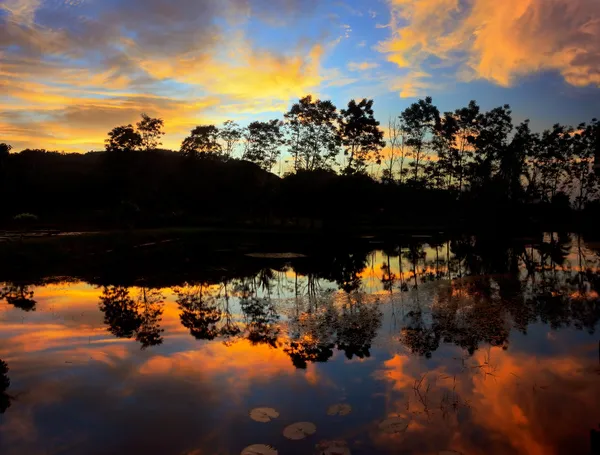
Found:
<box><xmin>379</xmin><ymin>0</ymin><xmax>600</xmax><ymax>92</ymax></box>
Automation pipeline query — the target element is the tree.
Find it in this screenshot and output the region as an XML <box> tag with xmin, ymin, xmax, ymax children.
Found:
<box><xmin>0</xmin><ymin>143</ymin><xmax>11</xmax><ymax>192</ymax></box>
<box><xmin>502</xmin><ymin>120</ymin><xmax>535</xmax><ymax>202</ymax></box>
<box><xmin>219</xmin><ymin>120</ymin><xmax>243</xmax><ymax>159</ymax></box>
<box><xmin>180</xmin><ymin>125</ymin><xmax>222</xmax><ymax>160</ymax></box>
<box><xmin>451</xmin><ymin>101</ymin><xmax>480</xmax><ymax>191</ymax></box>
<box><xmin>568</xmin><ymin>120</ymin><xmax>600</xmax><ymax>210</ymax></box>
<box><xmin>0</xmin><ymin>143</ymin><xmax>11</xmax><ymax>163</ymax></box>
<box><xmin>383</xmin><ymin>117</ymin><xmax>407</xmax><ymax>183</ymax></box>
<box><xmin>136</xmin><ymin>114</ymin><xmax>165</xmax><ymax>151</ymax></box>
<box><xmin>537</xmin><ymin>124</ymin><xmax>572</xmax><ymax>203</ymax></box>
<box><xmin>400</xmin><ymin>97</ymin><xmax>440</xmax><ymax>184</ymax></box>
<box><xmin>469</xmin><ymin>104</ymin><xmax>513</xmax><ymax>191</ymax></box>
<box><xmin>339</xmin><ymin>99</ymin><xmax>386</xmax><ymax>175</ymax></box>
<box><xmin>0</xmin><ymin>359</ymin><xmax>10</xmax><ymax>414</ymax></box>
<box><xmin>105</xmin><ymin>125</ymin><xmax>142</xmax><ymax>152</ymax></box>
<box><xmin>285</xmin><ymin>95</ymin><xmax>341</xmax><ymax>172</ymax></box>
<box><xmin>243</xmin><ymin>120</ymin><xmax>284</xmax><ymax>171</ymax></box>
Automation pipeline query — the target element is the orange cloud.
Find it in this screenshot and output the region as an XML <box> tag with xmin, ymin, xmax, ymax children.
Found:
<box><xmin>0</xmin><ymin>1</ymin><xmax>333</xmax><ymax>152</ymax></box>
<box><xmin>379</xmin><ymin>0</ymin><xmax>600</xmax><ymax>89</ymax></box>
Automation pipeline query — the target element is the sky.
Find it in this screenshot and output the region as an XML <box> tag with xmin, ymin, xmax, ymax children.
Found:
<box><xmin>1</xmin><ymin>0</ymin><xmax>599</xmax><ymax>153</ymax></box>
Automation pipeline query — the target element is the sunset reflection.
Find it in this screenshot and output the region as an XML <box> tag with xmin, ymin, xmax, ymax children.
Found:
<box><xmin>1</xmin><ymin>235</ymin><xmax>600</xmax><ymax>454</ymax></box>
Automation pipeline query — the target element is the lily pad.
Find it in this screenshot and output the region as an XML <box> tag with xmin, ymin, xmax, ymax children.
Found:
<box><xmin>315</xmin><ymin>440</ymin><xmax>351</xmax><ymax>455</ymax></box>
<box><xmin>378</xmin><ymin>417</ymin><xmax>409</xmax><ymax>434</ymax></box>
<box><xmin>283</xmin><ymin>422</ymin><xmax>317</xmax><ymax>440</ymax></box>
<box><xmin>241</xmin><ymin>444</ymin><xmax>278</xmax><ymax>455</ymax></box>
<box><xmin>249</xmin><ymin>407</ymin><xmax>280</xmax><ymax>423</ymax></box>
<box><xmin>326</xmin><ymin>403</ymin><xmax>352</xmax><ymax>416</ymax></box>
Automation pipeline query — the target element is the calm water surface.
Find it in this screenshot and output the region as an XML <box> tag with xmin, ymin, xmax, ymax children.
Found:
<box><xmin>1</xmin><ymin>234</ymin><xmax>599</xmax><ymax>454</ymax></box>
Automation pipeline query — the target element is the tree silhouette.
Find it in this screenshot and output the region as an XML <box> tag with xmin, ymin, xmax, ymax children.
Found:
<box><xmin>105</xmin><ymin>124</ymin><xmax>142</xmax><ymax>152</ymax></box>
<box><xmin>382</xmin><ymin>116</ymin><xmax>407</xmax><ymax>183</ymax></box>
<box><xmin>219</xmin><ymin>120</ymin><xmax>243</xmax><ymax>159</ymax></box>
<box><xmin>567</xmin><ymin>120</ymin><xmax>600</xmax><ymax>210</ymax></box>
<box><xmin>1</xmin><ymin>283</ymin><xmax>36</xmax><ymax>311</ymax></box>
<box><xmin>243</xmin><ymin>120</ymin><xmax>284</xmax><ymax>171</ymax></box>
<box><xmin>502</xmin><ymin>120</ymin><xmax>534</xmax><ymax>202</ymax></box>
<box><xmin>136</xmin><ymin>114</ymin><xmax>165</xmax><ymax>151</ymax></box>
<box><xmin>0</xmin><ymin>142</ymin><xmax>10</xmax><ymax>178</ymax></box>
<box><xmin>285</xmin><ymin>95</ymin><xmax>341</xmax><ymax>171</ymax></box>
<box><xmin>0</xmin><ymin>359</ymin><xmax>10</xmax><ymax>414</ymax></box>
<box><xmin>400</xmin><ymin>96</ymin><xmax>440</xmax><ymax>184</ymax></box>
<box><xmin>340</xmin><ymin>99</ymin><xmax>386</xmax><ymax>175</ymax></box>
<box><xmin>180</xmin><ymin>125</ymin><xmax>222</xmax><ymax>160</ymax></box>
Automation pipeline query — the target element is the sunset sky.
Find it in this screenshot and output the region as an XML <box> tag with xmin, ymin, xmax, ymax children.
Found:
<box><xmin>1</xmin><ymin>0</ymin><xmax>599</xmax><ymax>153</ymax></box>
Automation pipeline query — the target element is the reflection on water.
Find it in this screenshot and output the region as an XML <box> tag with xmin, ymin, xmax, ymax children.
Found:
<box><xmin>1</xmin><ymin>233</ymin><xmax>600</xmax><ymax>454</ymax></box>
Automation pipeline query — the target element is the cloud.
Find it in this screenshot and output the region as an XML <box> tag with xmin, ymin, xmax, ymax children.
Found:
<box><xmin>390</xmin><ymin>71</ymin><xmax>433</xmax><ymax>98</ymax></box>
<box><xmin>0</xmin><ymin>0</ymin><xmax>329</xmax><ymax>151</ymax></box>
<box><xmin>347</xmin><ymin>61</ymin><xmax>380</xmax><ymax>72</ymax></box>
<box><xmin>378</xmin><ymin>0</ymin><xmax>600</xmax><ymax>88</ymax></box>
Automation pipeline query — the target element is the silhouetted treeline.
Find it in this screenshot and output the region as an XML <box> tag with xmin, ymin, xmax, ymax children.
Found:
<box><xmin>1</xmin><ymin>96</ymin><xmax>599</xmax><ymax>230</ymax></box>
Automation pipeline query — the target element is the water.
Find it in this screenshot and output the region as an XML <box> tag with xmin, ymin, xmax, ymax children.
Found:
<box><xmin>1</xmin><ymin>233</ymin><xmax>599</xmax><ymax>454</ymax></box>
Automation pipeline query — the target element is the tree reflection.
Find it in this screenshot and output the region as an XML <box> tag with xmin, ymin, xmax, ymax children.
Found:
<box><xmin>336</xmin><ymin>296</ymin><xmax>382</xmax><ymax>360</ymax></box>
<box><xmin>0</xmin><ymin>359</ymin><xmax>11</xmax><ymax>414</ymax></box>
<box><xmin>239</xmin><ymin>284</ymin><xmax>280</xmax><ymax>348</ymax></box>
<box><xmin>136</xmin><ymin>287</ymin><xmax>165</xmax><ymax>348</ymax></box>
<box><xmin>176</xmin><ymin>284</ymin><xmax>223</xmax><ymax>340</ymax></box>
<box><xmin>285</xmin><ymin>296</ymin><xmax>337</xmax><ymax>368</ymax></box>
<box><xmin>398</xmin><ymin>234</ymin><xmax>600</xmax><ymax>358</ymax></box>
<box><xmin>0</xmin><ymin>283</ymin><xmax>36</xmax><ymax>311</ymax></box>
<box><xmin>99</xmin><ymin>286</ymin><xmax>164</xmax><ymax>349</ymax></box>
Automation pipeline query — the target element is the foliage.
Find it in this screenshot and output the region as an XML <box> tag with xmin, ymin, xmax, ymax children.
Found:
<box><xmin>136</xmin><ymin>114</ymin><xmax>165</xmax><ymax>151</ymax></box>
<box><xmin>180</xmin><ymin>125</ymin><xmax>222</xmax><ymax>160</ymax></box>
<box><xmin>400</xmin><ymin>96</ymin><xmax>440</xmax><ymax>183</ymax></box>
<box><xmin>219</xmin><ymin>120</ymin><xmax>243</xmax><ymax>159</ymax></box>
<box><xmin>243</xmin><ymin>120</ymin><xmax>284</xmax><ymax>171</ymax></box>
<box><xmin>339</xmin><ymin>99</ymin><xmax>386</xmax><ymax>175</ymax></box>
<box><xmin>105</xmin><ymin>124</ymin><xmax>142</xmax><ymax>152</ymax></box>
<box><xmin>285</xmin><ymin>95</ymin><xmax>341</xmax><ymax>171</ymax></box>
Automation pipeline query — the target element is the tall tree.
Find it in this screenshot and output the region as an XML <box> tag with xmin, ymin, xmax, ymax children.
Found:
<box><xmin>180</xmin><ymin>125</ymin><xmax>222</xmax><ymax>160</ymax></box>
<box><xmin>0</xmin><ymin>143</ymin><xmax>11</xmax><ymax>189</ymax></box>
<box><xmin>568</xmin><ymin>120</ymin><xmax>600</xmax><ymax>210</ymax></box>
<box><xmin>501</xmin><ymin>120</ymin><xmax>535</xmax><ymax>202</ymax></box>
<box><xmin>452</xmin><ymin>101</ymin><xmax>480</xmax><ymax>191</ymax></box>
<box><xmin>243</xmin><ymin>120</ymin><xmax>284</xmax><ymax>171</ymax></box>
<box><xmin>339</xmin><ymin>99</ymin><xmax>386</xmax><ymax>175</ymax></box>
<box><xmin>469</xmin><ymin>104</ymin><xmax>513</xmax><ymax>191</ymax></box>
<box><xmin>285</xmin><ymin>95</ymin><xmax>341</xmax><ymax>172</ymax></box>
<box><xmin>219</xmin><ymin>120</ymin><xmax>243</xmax><ymax>159</ymax></box>
<box><xmin>537</xmin><ymin>124</ymin><xmax>572</xmax><ymax>203</ymax></box>
<box><xmin>383</xmin><ymin>116</ymin><xmax>407</xmax><ymax>183</ymax></box>
<box><xmin>400</xmin><ymin>97</ymin><xmax>440</xmax><ymax>184</ymax></box>
<box><xmin>105</xmin><ymin>125</ymin><xmax>142</xmax><ymax>152</ymax></box>
<box><xmin>136</xmin><ymin>114</ymin><xmax>165</xmax><ymax>151</ymax></box>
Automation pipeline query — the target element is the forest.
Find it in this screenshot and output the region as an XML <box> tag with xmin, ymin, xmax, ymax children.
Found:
<box><xmin>1</xmin><ymin>95</ymin><xmax>599</xmax><ymax>231</ymax></box>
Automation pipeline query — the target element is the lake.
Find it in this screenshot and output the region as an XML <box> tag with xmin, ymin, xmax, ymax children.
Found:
<box><xmin>1</xmin><ymin>233</ymin><xmax>599</xmax><ymax>455</ymax></box>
